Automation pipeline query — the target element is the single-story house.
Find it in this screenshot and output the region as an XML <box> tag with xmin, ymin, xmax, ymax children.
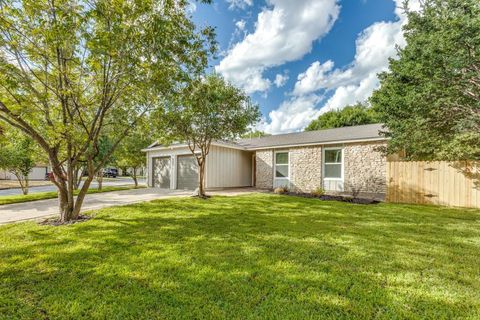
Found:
<box><xmin>0</xmin><ymin>164</ymin><xmax>49</xmax><ymax>181</ymax></box>
<box><xmin>142</xmin><ymin>123</ymin><xmax>388</xmax><ymax>196</ymax></box>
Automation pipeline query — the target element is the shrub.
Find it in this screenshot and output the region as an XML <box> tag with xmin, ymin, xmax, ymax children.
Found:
<box><xmin>311</xmin><ymin>187</ymin><xmax>325</xmax><ymax>197</ymax></box>
<box><xmin>273</xmin><ymin>186</ymin><xmax>288</xmax><ymax>194</ymax></box>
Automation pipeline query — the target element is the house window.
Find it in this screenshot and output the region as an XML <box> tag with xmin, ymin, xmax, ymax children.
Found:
<box><xmin>275</xmin><ymin>152</ymin><xmax>289</xmax><ymax>178</ymax></box>
<box><xmin>324</xmin><ymin>148</ymin><xmax>342</xmax><ymax>179</ymax></box>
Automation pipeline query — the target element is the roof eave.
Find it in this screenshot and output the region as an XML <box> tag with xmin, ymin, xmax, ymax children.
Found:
<box><xmin>142</xmin><ymin>141</ymin><xmax>247</xmax><ymax>152</ymax></box>
<box><xmin>242</xmin><ymin>137</ymin><xmax>388</xmax><ymax>150</ymax></box>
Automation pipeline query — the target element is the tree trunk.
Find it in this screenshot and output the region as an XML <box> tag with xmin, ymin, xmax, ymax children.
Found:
<box><xmin>57</xmin><ymin>176</ymin><xmax>94</xmax><ymax>222</ymax></box>
<box><xmin>198</xmin><ymin>161</ymin><xmax>206</xmax><ymax>198</ymax></box>
<box><xmin>132</xmin><ymin>167</ymin><xmax>138</xmax><ymax>188</ymax></box>
<box><xmin>24</xmin><ymin>178</ymin><xmax>29</xmax><ymax>195</ymax></box>
<box><xmin>72</xmin><ymin>177</ymin><xmax>93</xmax><ymax>218</ymax></box>
<box><xmin>58</xmin><ymin>187</ymin><xmax>74</xmax><ymax>222</ymax></box>
<box><xmin>97</xmin><ymin>170</ymin><xmax>103</xmax><ymax>191</ymax></box>
<box><xmin>14</xmin><ymin>173</ymin><xmax>29</xmax><ymax>195</ymax></box>
<box><xmin>73</xmin><ymin>165</ymin><xmax>85</xmax><ymax>190</ymax></box>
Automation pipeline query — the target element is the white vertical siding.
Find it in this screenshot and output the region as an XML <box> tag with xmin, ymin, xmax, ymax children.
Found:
<box><xmin>0</xmin><ymin>167</ymin><xmax>48</xmax><ymax>181</ymax></box>
<box><xmin>205</xmin><ymin>145</ymin><xmax>253</xmax><ymax>188</ymax></box>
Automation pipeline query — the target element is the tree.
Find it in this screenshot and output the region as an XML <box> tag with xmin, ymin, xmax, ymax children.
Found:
<box><xmin>115</xmin><ymin>127</ymin><xmax>150</xmax><ymax>187</ymax></box>
<box><xmin>0</xmin><ymin>0</ymin><xmax>215</xmax><ymax>221</ymax></box>
<box><xmin>241</xmin><ymin>130</ymin><xmax>270</xmax><ymax>139</ymax></box>
<box><xmin>305</xmin><ymin>103</ymin><xmax>380</xmax><ymax>131</ymax></box>
<box><xmin>371</xmin><ymin>0</ymin><xmax>480</xmax><ymax>160</ymax></box>
<box><xmin>0</xmin><ymin>129</ymin><xmax>38</xmax><ymax>195</ymax></box>
<box><xmin>95</xmin><ymin>136</ymin><xmax>116</xmax><ymax>191</ymax></box>
<box><xmin>154</xmin><ymin>74</ymin><xmax>260</xmax><ymax>197</ymax></box>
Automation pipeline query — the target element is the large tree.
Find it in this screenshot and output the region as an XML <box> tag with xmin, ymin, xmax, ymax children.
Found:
<box><xmin>241</xmin><ymin>130</ymin><xmax>270</xmax><ymax>139</ymax></box>
<box><xmin>371</xmin><ymin>0</ymin><xmax>480</xmax><ymax>160</ymax></box>
<box><xmin>154</xmin><ymin>74</ymin><xmax>260</xmax><ymax>197</ymax></box>
<box><xmin>0</xmin><ymin>0</ymin><xmax>215</xmax><ymax>221</ymax></box>
<box><xmin>305</xmin><ymin>103</ymin><xmax>380</xmax><ymax>131</ymax></box>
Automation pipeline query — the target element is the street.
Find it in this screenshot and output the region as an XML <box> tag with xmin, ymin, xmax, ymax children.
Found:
<box><xmin>0</xmin><ymin>177</ymin><xmax>146</xmax><ymax>196</ymax></box>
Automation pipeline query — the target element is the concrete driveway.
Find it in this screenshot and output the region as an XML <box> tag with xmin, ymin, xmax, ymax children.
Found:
<box><xmin>0</xmin><ymin>187</ymin><xmax>259</xmax><ymax>224</ymax></box>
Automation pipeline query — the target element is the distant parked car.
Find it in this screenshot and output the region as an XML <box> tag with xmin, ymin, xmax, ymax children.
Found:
<box><xmin>103</xmin><ymin>168</ymin><xmax>118</xmax><ymax>178</ymax></box>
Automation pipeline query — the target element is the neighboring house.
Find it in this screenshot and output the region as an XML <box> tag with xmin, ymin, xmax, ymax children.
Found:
<box><xmin>0</xmin><ymin>165</ymin><xmax>49</xmax><ymax>181</ymax></box>
<box><xmin>142</xmin><ymin>124</ymin><xmax>388</xmax><ymax>196</ymax></box>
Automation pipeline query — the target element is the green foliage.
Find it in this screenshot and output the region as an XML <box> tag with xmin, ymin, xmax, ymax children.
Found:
<box><xmin>0</xmin><ymin>0</ymin><xmax>215</xmax><ymax>219</ymax></box>
<box><xmin>371</xmin><ymin>0</ymin><xmax>480</xmax><ymax>160</ymax></box>
<box><xmin>305</xmin><ymin>103</ymin><xmax>380</xmax><ymax>131</ymax></box>
<box><xmin>115</xmin><ymin>128</ymin><xmax>150</xmax><ymax>171</ymax></box>
<box><xmin>115</xmin><ymin>126</ymin><xmax>150</xmax><ymax>186</ymax></box>
<box><xmin>153</xmin><ymin>74</ymin><xmax>260</xmax><ymax>196</ymax></box>
<box><xmin>0</xmin><ymin>129</ymin><xmax>38</xmax><ymax>194</ymax></box>
<box><xmin>311</xmin><ymin>186</ymin><xmax>325</xmax><ymax>196</ymax></box>
<box><xmin>241</xmin><ymin>130</ymin><xmax>270</xmax><ymax>139</ymax></box>
<box><xmin>0</xmin><ymin>194</ymin><xmax>479</xmax><ymax>318</ymax></box>
<box><xmin>157</xmin><ymin>74</ymin><xmax>261</xmax><ymax>144</ymax></box>
<box><xmin>273</xmin><ymin>186</ymin><xmax>289</xmax><ymax>194</ymax></box>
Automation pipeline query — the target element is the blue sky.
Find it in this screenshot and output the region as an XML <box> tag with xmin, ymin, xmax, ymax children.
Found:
<box><xmin>191</xmin><ymin>0</ymin><xmax>416</xmax><ymax>133</ymax></box>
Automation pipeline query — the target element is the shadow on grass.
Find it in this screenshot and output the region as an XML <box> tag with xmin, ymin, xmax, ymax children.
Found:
<box><xmin>0</xmin><ymin>194</ymin><xmax>479</xmax><ymax>319</ymax></box>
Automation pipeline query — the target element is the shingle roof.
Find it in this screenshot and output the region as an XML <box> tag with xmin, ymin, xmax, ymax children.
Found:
<box><xmin>236</xmin><ymin>123</ymin><xmax>386</xmax><ymax>149</ymax></box>
<box><xmin>143</xmin><ymin>124</ymin><xmax>387</xmax><ymax>152</ymax></box>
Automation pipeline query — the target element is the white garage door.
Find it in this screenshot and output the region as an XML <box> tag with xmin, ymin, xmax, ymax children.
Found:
<box><xmin>177</xmin><ymin>155</ymin><xmax>198</xmax><ymax>190</ymax></box>
<box><xmin>152</xmin><ymin>157</ymin><xmax>171</xmax><ymax>188</ymax></box>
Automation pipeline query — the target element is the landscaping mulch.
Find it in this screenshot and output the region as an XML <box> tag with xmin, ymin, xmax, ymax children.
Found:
<box><xmin>280</xmin><ymin>191</ymin><xmax>379</xmax><ymax>204</ymax></box>
<box><xmin>39</xmin><ymin>214</ymin><xmax>92</xmax><ymax>226</ymax></box>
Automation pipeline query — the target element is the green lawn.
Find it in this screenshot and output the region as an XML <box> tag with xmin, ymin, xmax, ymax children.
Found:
<box><xmin>0</xmin><ymin>194</ymin><xmax>479</xmax><ymax>319</ymax></box>
<box><xmin>0</xmin><ymin>185</ymin><xmax>145</xmax><ymax>206</ymax></box>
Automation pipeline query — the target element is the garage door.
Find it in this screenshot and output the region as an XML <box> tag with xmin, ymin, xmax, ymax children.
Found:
<box><xmin>177</xmin><ymin>155</ymin><xmax>198</xmax><ymax>190</ymax></box>
<box><xmin>152</xmin><ymin>157</ymin><xmax>171</xmax><ymax>188</ymax></box>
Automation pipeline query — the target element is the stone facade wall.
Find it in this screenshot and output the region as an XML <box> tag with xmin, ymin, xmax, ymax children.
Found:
<box><xmin>255</xmin><ymin>149</ymin><xmax>273</xmax><ymax>189</ymax></box>
<box><xmin>254</xmin><ymin>141</ymin><xmax>387</xmax><ymax>195</ymax></box>
<box><xmin>343</xmin><ymin>141</ymin><xmax>387</xmax><ymax>194</ymax></box>
<box><xmin>289</xmin><ymin>146</ymin><xmax>323</xmax><ymax>192</ymax></box>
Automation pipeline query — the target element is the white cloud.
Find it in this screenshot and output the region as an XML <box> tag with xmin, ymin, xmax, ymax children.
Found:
<box><xmin>293</xmin><ymin>60</ymin><xmax>334</xmax><ymax>95</ymax></box>
<box><xmin>226</xmin><ymin>0</ymin><xmax>253</xmax><ymax>10</ymax></box>
<box><xmin>258</xmin><ymin>95</ymin><xmax>322</xmax><ymax>134</ymax></box>
<box><xmin>274</xmin><ymin>73</ymin><xmax>289</xmax><ymax>88</ymax></box>
<box><xmin>262</xmin><ymin>0</ymin><xmax>422</xmax><ymax>133</ymax></box>
<box><xmin>292</xmin><ymin>19</ymin><xmax>405</xmax><ymax>102</ymax></box>
<box><xmin>186</xmin><ymin>1</ymin><xmax>197</xmax><ymax>14</ymax></box>
<box><xmin>216</xmin><ymin>0</ymin><xmax>340</xmax><ymax>94</ymax></box>
<box><xmin>235</xmin><ymin>19</ymin><xmax>246</xmax><ymax>31</ymax></box>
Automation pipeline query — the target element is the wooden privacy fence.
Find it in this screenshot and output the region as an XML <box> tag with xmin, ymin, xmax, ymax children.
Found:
<box><xmin>387</xmin><ymin>161</ymin><xmax>480</xmax><ymax>208</ymax></box>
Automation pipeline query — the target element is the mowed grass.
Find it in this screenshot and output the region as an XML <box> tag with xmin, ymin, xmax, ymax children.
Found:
<box><xmin>0</xmin><ymin>185</ymin><xmax>145</xmax><ymax>206</ymax></box>
<box><xmin>0</xmin><ymin>194</ymin><xmax>479</xmax><ymax>319</ymax></box>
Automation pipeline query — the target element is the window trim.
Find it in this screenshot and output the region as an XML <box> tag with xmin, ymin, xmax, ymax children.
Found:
<box><xmin>322</xmin><ymin>147</ymin><xmax>344</xmax><ymax>181</ymax></box>
<box><xmin>274</xmin><ymin>150</ymin><xmax>289</xmax><ymax>180</ymax></box>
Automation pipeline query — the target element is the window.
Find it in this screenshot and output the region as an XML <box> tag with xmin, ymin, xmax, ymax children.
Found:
<box><xmin>275</xmin><ymin>152</ymin><xmax>289</xmax><ymax>178</ymax></box>
<box><xmin>324</xmin><ymin>148</ymin><xmax>342</xmax><ymax>179</ymax></box>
